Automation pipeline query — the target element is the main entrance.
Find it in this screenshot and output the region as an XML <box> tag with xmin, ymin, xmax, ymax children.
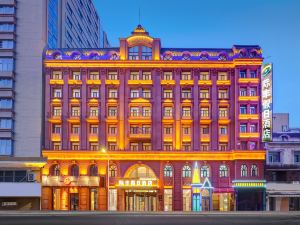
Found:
<box><xmin>125</xmin><ymin>190</ymin><xmax>157</xmax><ymax>211</ymax></box>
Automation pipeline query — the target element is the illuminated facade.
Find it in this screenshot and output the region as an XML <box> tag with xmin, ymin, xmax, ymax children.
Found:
<box><xmin>41</xmin><ymin>25</ymin><xmax>266</xmax><ymax>211</ymax></box>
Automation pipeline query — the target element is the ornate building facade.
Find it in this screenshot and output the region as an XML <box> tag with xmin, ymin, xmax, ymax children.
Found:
<box><xmin>41</xmin><ymin>25</ymin><xmax>266</xmax><ymax>211</ymax></box>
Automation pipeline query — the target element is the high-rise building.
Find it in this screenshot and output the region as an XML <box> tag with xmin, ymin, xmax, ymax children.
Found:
<box><xmin>41</xmin><ymin>25</ymin><xmax>266</xmax><ymax>211</ymax></box>
<box><xmin>0</xmin><ymin>0</ymin><xmax>108</xmax><ymax>210</ymax></box>
<box><xmin>266</xmin><ymin>113</ymin><xmax>300</xmax><ymax>211</ymax></box>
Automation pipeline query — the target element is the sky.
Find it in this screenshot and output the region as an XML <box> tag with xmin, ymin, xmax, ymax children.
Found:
<box><xmin>94</xmin><ymin>0</ymin><xmax>300</xmax><ymax>127</ymax></box>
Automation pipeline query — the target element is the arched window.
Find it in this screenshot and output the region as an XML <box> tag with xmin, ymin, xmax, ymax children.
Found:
<box><xmin>50</xmin><ymin>164</ymin><xmax>60</xmax><ymax>176</ymax></box>
<box><xmin>70</xmin><ymin>164</ymin><xmax>79</xmax><ymax>176</ymax></box>
<box><xmin>182</xmin><ymin>53</ymin><xmax>190</xmax><ymax>60</ymax></box>
<box><xmin>199</xmin><ymin>54</ymin><xmax>208</xmax><ymax>61</ymax></box>
<box><xmin>89</xmin><ymin>164</ymin><xmax>98</xmax><ymax>176</ymax></box>
<box><xmin>128</xmin><ymin>46</ymin><xmax>139</xmax><ymax>60</ymax></box>
<box><xmin>241</xmin><ymin>165</ymin><xmax>248</xmax><ymax>177</ymax></box>
<box><xmin>200</xmin><ymin>166</ymin><xmax>210</xmax><ymax>177</ymax></box>
<box><xmin>182</xmin><ymin>165</ymin><xmax>191</xmax><ymax>178</ymax></box>
<box><xmin>218</xmin><ymin>54</ymin><xmax>227</xmax><ymax>61</ymax></box>
<box><xmin>219</xmin><ymin>165</ymin><xmax>228</xmax><ymax>177</ymax></box>
<box><xmin>141</xmin><ymin>46</ymin><xmax>152</xmax><ymax>60</ymax></box>
<box><xmin>164</xmin><ymin>165</ymin><xmax>173</xmax><ymax>177</ymax></box>
<box><xmin>163</xmin><ymin>53</ymin><xmax>172</xmax><ymax>60</ymax></box>
<box><xmin>128</xmin><ymin>46</ymin><xmax>152</xmax><ymax>60</ymax></box>
<box><xmin>109</xmin><ymin>164</ymin><xmax>117</xmax><ymax>178</ymax></box>
<box><xmin>251</xmin><ymin>165</ymin><xmax>258</xmax><ymax>177</ymax></box>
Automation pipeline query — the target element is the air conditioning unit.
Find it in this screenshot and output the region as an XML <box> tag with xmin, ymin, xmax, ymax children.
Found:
<box><xmin>27</xmin><ymin>172</ymin><xmax>35</xmax><ymax>182</ymax></box>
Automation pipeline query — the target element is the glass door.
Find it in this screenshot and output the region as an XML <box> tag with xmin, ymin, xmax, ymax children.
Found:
<box><xmin>70</xmin><ymin>193</ymin><xmax>79</xmax><ymax>211</ymax></box>
<box><xmin>192</xmin><ymin>194</ymin><xmax>201</xmax><ymax>211</ymax></box>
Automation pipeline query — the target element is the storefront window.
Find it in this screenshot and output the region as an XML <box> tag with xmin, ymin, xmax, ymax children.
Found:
<box><xmin>164</xmin><ymin>189</ymin><xmax>173</xmax><ymax>211</ymax></box>
<box><xmin>182</xmin><ymin>189</ymin><xmax>191</xmax><ymax>211</ymax></box>
<box><xmin>90</xmin><ymin>188</ymin><xmax>98</xmax><ymax>211</ymax></box>
<box><xmin>52</xmin><ymin>188</ymin><xmax>61</xmax><ymax>210</ymax></box>
<box><xmin>109</xmin><ymin>189</ymin><xmax>117</xmax><ymax>210</ymax></box>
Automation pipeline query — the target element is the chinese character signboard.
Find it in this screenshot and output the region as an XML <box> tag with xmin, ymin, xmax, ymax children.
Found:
<box><xmin>261</xmin><ymin>63</ymin><xmax>273</xmax><ymax>142</ymax></box>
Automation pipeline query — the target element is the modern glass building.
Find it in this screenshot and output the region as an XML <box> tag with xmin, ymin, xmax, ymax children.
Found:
<box><xmin>41</xmin><ymin>25</ymin><xmax>266</xmax><ymax>211</ymax></box>
<box><xmin>0</xmin><ymin>0</ymin><xmax>108</xmax><ymax>210</ymax></box>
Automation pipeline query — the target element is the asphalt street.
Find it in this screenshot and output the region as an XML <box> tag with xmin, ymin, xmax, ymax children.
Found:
<box><xmin>0</xmin><ymin>212</ymin><xmax>300</xmax><ymax>225</ymax></box>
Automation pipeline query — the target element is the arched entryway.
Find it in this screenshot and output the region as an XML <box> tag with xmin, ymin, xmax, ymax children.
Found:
<box><xmin>120</xmin><ymin>164</ymin><xmax>159</xmax><ymax>212</ymax></box>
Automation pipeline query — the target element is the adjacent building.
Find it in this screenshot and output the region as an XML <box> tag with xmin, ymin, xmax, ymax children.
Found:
<box><xmin>41</xmin><ymin>25</ymin><xmax>266</xmax><ymax>211</ymax></box>
<box><xmin>266</xmin><ymin>113</ymin><xmax>300</xmax><ymax>211</ymax></box>
<box><xmin>0</xmin><ymin>0</ymin><xmax>108</xmax><ymax>210</ymax></box>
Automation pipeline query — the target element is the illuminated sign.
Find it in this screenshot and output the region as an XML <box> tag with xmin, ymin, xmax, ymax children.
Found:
<box><xmin>117</xmin><ymin>178</ymin><xmax>158</xmax><ymax>188</ymax></box>
<box><xmin>233</xmin><ymin>180</ymin><xmax>266</xmax><ymax>188</ymax></box>
<box><xmin>261</xmin><ymin>63</ymin><xmax>273</xmax><ymax>142</ymax></box>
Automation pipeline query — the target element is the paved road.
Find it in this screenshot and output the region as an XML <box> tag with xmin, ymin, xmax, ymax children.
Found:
<box><xmin>0</xmin><ymin>212</ymin><xmax>300</xmax><ymax>225</ymax></box>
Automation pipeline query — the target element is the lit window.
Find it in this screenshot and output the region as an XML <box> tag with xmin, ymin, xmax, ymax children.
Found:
<box><xmin>219</xmin><ymin>126</ymin><xmax>227</xmax><ymax>135</ymax></box>
<box><xmin>71</xmin><ymin>142</ymin><xmax>80</xmax><ymax>151</ymax></box>
<box><xmin>163</xmin><ymin>72</ymin><xmax>173</xmax><ymax>80</ymax></box>
<box><xmin>141</xmin><ymin>46</ymin><xmax>152</xmax><ymax>60</ymax></box>
<box><xmin>164</xmin><ymin>142</ymin><xmax>173</xmax><ymax>151</ymax></box>
<box><xmin>130</xmin><ymin>107</ymin><xmax>139</xmax><ymax>117</ymax></box>
<box><xmin>164</xmin><ymin>165</ymin><xmax>173</xmax><ymax>177</ymax></box>
<box><xmin>240</xmin><ymin>124</ymin><xmax>247</xmax><ymax>133</ymax></box>
<box><xmin>89</xmin><ymin>107</ymin><xmax>98</xmax><ymax>117</ymax></box>
<box><xmin>182</xmin><ymin>142</ymin><xmax>191</xmax><ymax>151</ymax></box>
<box><xmin>250</xmin><ymin>124</ymin><xmax>257</xmax><ymax>133</ymax></box>
<box><xmin>71</xmin><ymin>106</ymin><xmax>80</xmax><ymax>116</ymax></box>
<box><xmin>108</xmin><ymin>106</ymin><xmax>117</xmax><ymax>117</ymax></box>
<box><xmin>182</xmin><ymin>165</ymin><xmax>191</xmax><ymax>178</ymax></box>
<box><xmin>108</xmin><ymin>125</ymin><xmax>117</xmax><ymax>135</ymax></box>
<box><xmin>130</xmin><ymin>89</ymin><xmax>139</xmax><ymax>98</ymax></box>
<box><xmin>142</xmin><ymin>71</ymin><xmax>151</xmax><ymax>80</ymax></box>
<box><xmin>219</xmin><ymin>108</ymin><xmax>228</xmax><ymax>118</ymax></box>
<box><xmin>107</xmin><ymin>71</ymin><xmax>118</xmax><ymax>80</ymax></box>
<box><xmin>142</xmin><ymin>89</ymin><xmax>151</xmax><ymax>98</ymax></box>
<box><xmin>52</xmin><ymin>106</ymin><xmax>61</xmax><ymax>116</ymax></box>
<box><xmin>108</xmin><ymin>142</ymin><xmax>117</xmax><ymax>151</ymax></box>
<box><xmin>200</xmin><ymin>107</ymin><xmax>210</xmax><ymax>117</ymax></box>
<box><xmin>199</xmin><ymin>72</ymin><xmax>209</xmax><ymax>80</ymax></box>
<box><xmin>130</xmin><ymin>71</ymin><xmax>139</xmax><ymax>80</ymax></box>
<box><xmin>200</xmin><ymin>143</ymin><xmax>209</xmax><ymax>151</ymax></box>
<box><xmin>199</xmin><ymin>89</ymin><xmax>209</xmax><ymax>99</ymax></box>
<box><xmin>240</xmin><ymin>87</ymin><xmax>247</xmax><ymax>96</ymax></box>
<box><xmin>142</xmin><ymin>125</ymin><xmax>151</xmax><ymax>134</ymax></box>
<box><xmin>130</xmin><ymin>142</ymin><xmax>139</xmax><ymax>151</ymax></box>
<box><xmin>201</xmin><ymin>126</ymin><xmax>209</xmax><ymax>134</ymax></box>
<box><xmin>249</xmin><ymin>87</ymin><xmax>257</xmax><ymax>96</ymax></box>
<box><xmin>182</xmin><ymin>89</ymin><xmax>191</xmax><ymax>99</ymax></box>
<box><xmin>181</xmin><ymin>72</ymin><xmax>191</xmax><ymax>80</ymax></box>
<box><xmin>142</xmin><ymin>107</ymin><xmax>151</xmax><ymax>117</ymax></box>
<box><xmin>239</xmin><ymin>70</ymin><xmax>247</xmax><ymax>78</ymax></box>
<box><xmin>219</xmin><ymin>143</ymin><xmax>227</xmax><ymax>151</ymax></box>
<box><xmin>72</xmin><ymin>72</ymin><xmax>81</xmax><ymax>80</ymax></box>
<box><xmin>90</xmin><ymin>125</ymin><xmax>98</xmax><ymax>134</ymax></box>
<box><xmin>52</xmin><ymin>71</ymin><xmax>62</xmax><ymax>79</ymax></box>
<box><xmin>218</xmin><ymin>72</ymin><xmax>228</xmax><ymax>80</ymax></box>
<box><xmin>219</xmin><ymin>165</ymin><xmax>228</xmax><ymax>177</ymax></box>
<box><xmin>251</xmin><ymin>165</ymin><xmax>258</xmax><ymax>177</ymax></box>
<box><xmin>53</xmin><ymin>89</ymin><xmax>62</xmax><ymax>98</ymax></box>
<box><xmin>240</xmin><ymin>105</ymin><xmax>247</xmax><ymax>114</ymax></box>
<box><xmin>182</xmin><ymin>126</ymin><xmax>191</xmax><ymax>135</ymax></box>
<box><xmin>218</xmin><ymin>89</ymin><xmax>228</xmax><ymax>99</ymax></box>
<box><xmin>90</xmin><ymin>143</ymin><xmax>98</xmax><ymax>151</ymax></box>
<box><xmin>128</xmin><ymin>46</ymin><xmax>139</xmax><ymax>60</ymax></box>
<box><xmin>71</xmin><ymin>125</ymin><xmax>80</xmax><ymax>134</ymax></box>
<box><xmin>142</xmin><ymin>142</ymin><xmax>151</xmax><ymax>151</ymax></box>
<box><xmin>163</xmin><ymin>89</ymin><xmax>173</xmax><ymax>99</ymax></box>
<box><xmin>200</xmin><ymin>166</ymin><xmax>210</xmax><ymax>177</ymax></box>
<box><xmin>241</xmin><ymin>165</ymin><xmax>248</xmax><ymax>177</ymax></box>
<box><xmin>130</xmin><ymin>125</ymin><xmax>139</xmax><ymax>134</ymax></box>
<box><xmin>182</xmin><ymin>107</ymin><xmax>191</xmax><ymax>117</ymax></box>
<box><xmin>109</xmin><ymin>165</ymin><xmax>117</xmax><ymax>177</ymax></box>
<box><xmin>108</xmin><ymin>89</ymin><xmax>118</xmax><ymax>98</ymax></box>
<box><xmin>90</xmin><ymin>89</ymin><xmax>99</xmax><ymax>98</ymax></box>
<box><xmin>249</xmin><ymin>141</ymin><xmax>257</xmax><ymax>150</ymax></box>
<box><xmin>50</xmin><ymin>164</ymin><xmax>60</xmax><ymax>176</ymax></box>
<box><xmin>250</xmin><ymin>106</ymin><xmax>257</xmax><ymax>114</ymax></box>
<box><xmin>52</xmin><ymin>124</ymin><xmax>61</xmax><ymax>134</ymax></box>
<box><xmin>53</xmin><ymin>142</ymin><xmax>61</xmax><ymax>150</ymax></box>
<box><xmin>72</xmin><ymin>89</ymin><xmax>80</xmax><ymax>98</ymax></box>
<box><xmin>163</xmin><ymin>107</ymin><xmax>173</xmax><ymax>117</ymax></box>
<box><xmin>89</xmin><ymin>72</ymin><xmax>99</xmax><ymax>80</ymax></box>
<box><xmin>164</xmin><ymin>126</ymin><xmax>173</xmax><ymax>135</ymax></box>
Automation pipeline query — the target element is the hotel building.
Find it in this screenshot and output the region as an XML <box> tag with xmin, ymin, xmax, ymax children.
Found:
<box><xmin>41</xmin><ymin>25</ymin><xmax>266</xmax><ymax>211</ymax></box>
<box><xmin>0</xmin><ymin>0</ymin><xmax>108</xmax><ymax>210</ymax></box>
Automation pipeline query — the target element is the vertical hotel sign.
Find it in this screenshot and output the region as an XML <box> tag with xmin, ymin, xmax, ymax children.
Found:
<box><xmin>261</xmin><ymin>63</ymin><xmax>273</xmax><ymax>142</ymax></box>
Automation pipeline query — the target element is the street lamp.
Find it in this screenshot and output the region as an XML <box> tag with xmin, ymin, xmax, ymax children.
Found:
<box><xmin>100</xmin><ymin>146</ymin><xmax>110</xmax><ymax>211</ymax></box>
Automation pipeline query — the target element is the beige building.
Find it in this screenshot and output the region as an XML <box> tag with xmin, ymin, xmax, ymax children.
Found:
<box><xmin>0</xmin><ymin>0</ymin><xmax>108</xmax><ymax>210</ymax></box>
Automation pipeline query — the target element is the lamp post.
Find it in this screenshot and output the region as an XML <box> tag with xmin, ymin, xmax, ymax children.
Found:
<box><xmin>100</xmin><ymin>147</ymin><xmax>109</xmax><ymax>211</ymax></box>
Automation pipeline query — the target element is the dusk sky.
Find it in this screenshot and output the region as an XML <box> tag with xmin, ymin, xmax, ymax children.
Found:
<box><xmin>94</xmin><ymin>0</ymin><xmax>300</xmax><ymax>127</ymax></box>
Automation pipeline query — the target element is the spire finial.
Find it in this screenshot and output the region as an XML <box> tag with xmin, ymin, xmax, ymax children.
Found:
<box><xmin>138</xmin><ymin>7</ymin><xmax>141</xmax><ymax>25</ymax></box>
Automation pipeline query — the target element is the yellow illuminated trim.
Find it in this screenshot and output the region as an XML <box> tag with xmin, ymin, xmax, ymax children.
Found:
<box><xmin>198</xmin><ymin>80</ymin><xmax>212</xmax><ymax>85</ymax></box>
<box><xmin>164</xmin><ymin>186</ymin><xmax>173</xmax><ymax>189</ymax></box>
<box><xmin>86</xmin><ymin>116</ymin><xmax>99</xmax><ymax>123</ymax></box>
<box><xmin>128</xmin><ymin>80</ymin><xmax>153</xmax><ymax>85</ymax></box>
<box><xmin>216</xmin><ymin>80</ymin><xmax>231</xmax><ymax>85</ymax></box>
<box><xmin>70</xmin><ymin>99</ymin><xmax>80</xmax><ymax>103</ymax></box>
<box><xmin>161</xmin><ymin>80</ymin><xmax>175</xmax><ymax>85</ymax></box>
<box><xmin>219</xmin><ymin>135</ymin><xmax>229</xmax><ymax>142</ymax></box>
<box><xmin>89</xmin><ymin>99</ymin><xmax>99</xmax><ymax>104</ymax></box>
<box><xmin>86</xmin><ymin>80</ymin><xmax>101</xmax><ymax>85</ymax></box>
<box><xmin>163</xmin><ymin>99</ymin><xmax>173</xmax><ymax>103</ymax></box>
<box><xmin>68</xmin><ymin>117</ymin><xmax>81</xmax><ymax>123</ymax></box>
<box><xmin>129</xmin><ymin>133</ymin><xmax>151</xmax><ymax>139</ymax></box>
<box><xmin>52</xmin><ymin>98</ymin><xmax>61</xmax><ymax>103</ymax></box>
<box><xmin>182</xmin><ymin>185</ymin><xmax>191</xmax><ymax>189</ymax></box>
<box><xmin>239</xmin><ymin>132</ymin><xmax>260</xmax><ymax>138</ymax></box>
<box><xmin>200</xmin><ymin>137</ymin><xmax>210</xmax><ymax>142</ymax></box>
<box><xmin>43</xmin><ymin>150</ymin><xmax>266</xmax><ymax>161</ymax></box>
<box><xmin>180</xmin><ymin>80</ymin><xmax>194</xmax><ymax>85</ymax></box>
<box><xmin>105</xmin><ymin>80</ymin><xmax>120</xmax><ymax>85</ymax></box>
<box><xmin>200</xmin><ymin>119</ymin><xmax>212</xmax><ymax>125</ymax></box>
<box><xmin>51</xmin><ymin>134</ymin><xmax>61</xmax><ymax>142</ymax></box>
<box><xmin>70</xmin><ymin>134</ymin><xmax>79</xmax><ymax>142</ymax></box>
<box><xmin>218</xmin><ymin>119</ymin><xmax>231</xmax><ymax>124</ymax></box>
<box><xmin>106</xmin><ymin>118</ymin><xmax>118</xmax><ymax>123</ymax></box>
<box><xmin>107</xmin><ymin>136</ymin><xmax>117</xmax><ymax>142</ymax></box>
<box><xmin>182</xmin><ymin>136</ymin><xmax>191</xmax><ymax>142</ymax></box>
<box><xmin>130</xmin><ymin>98</ymin><xmax>150</xmax><ymax>103</ymax></box>
<box><xmin>163</xmin><ymin>137</ymin><xmax>173</xmax><ymax>142</ymax></box>
<box><xmin>88</xmin><ymin>134</ymin><xmax>98</xmax><ymax>142</ymax></box>
<box><xmin>238</xmin><ymin>78</ymin><xmax>259</xmax><ymax>84</ymax></box>
<box><xmin>68</xmin><ymin>80</ymin><xmax>82</xmax><ymax>85</ymax></box>
<box><xmin>48</xmin><ymin>116</ymin><xmax>62</xmax><ymax>123</ymax></box>
<box><xmin>239</xmin><ymin>114</ymin><xmax>259</xmax><ymax>120</ymax></box>
<box><xmin>162</xmin><ymin>118</ymin><xmax>174</xmax><ymax>123</ymax></box>
<box><xmin>238</xmin><ymin>96</ymin><xmax>259</xmax><ymax>101</ymax></box>
<box><xmin>128</xmin><ymin>118</ymin><xmax>152</xmax><ymax>123</ymax></box>
<box><xmin>44</xmin><ymin>58</ymin><xmax>263</xmax><ymax>69</ymax></box>
<box><xmin>107</xmin><ymin>99</ymin><xmax>118</xmax><ymax>103</ymax></box>
<box><xmin>49</xmin><ymin>79</ymin><xmax>64</xmax><ymax>85</ymax></box>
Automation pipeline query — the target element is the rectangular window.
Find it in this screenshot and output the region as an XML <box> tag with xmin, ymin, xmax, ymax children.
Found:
<box><xmin>182</xmin><ymin>126</ymin><xmax>191</xmax><ymax>135</ymax></box>
<box><xmin>219</xmin><ymin>108</ymin><xmax>228</xmax><ymax>118</ymax></box>
<box><xmin>108</xmin><ymin>107</ymin><xmax>117</xmax><ymax>117</ymax></box>
<box><xmin>0</xmin><ymin>23</ymin><xmax>14</xmax><ymax>32</ymax></box>
<box><xmin>240</xmin><ymin>124</ymin><xmax>247</xmax><ymax>133</ymax></box>
<box><xmin>130</xmin><ymin>71</ymin><xmax>139</xmax><ymax>80</ymax></box>
<box><xmin>250</xmin><ymin>124</ymin><xmax>257</xmax><ymax>133</ymax></box>
<box><xmin>219</xmin><ymin>126</ymin><xmax>227</xmax><ymax>135</ymax></box>
<box><xmin>199</xmin><ymin>89</ymin><xmax>209</xmax><ymax>99</ymax></box>
<box><xmin>219</xmin><ymin>143</ymin><xmax>227</xmax><ymax>151</ymax></box>
<box><xmin>240</xmin><ymin>105</ymin><xmax>247</xmax><ymax>114</ymax></box>
<box><xmin>182</xmin><ymin>189</ymin><xmax>191</xmax><ymax>211</ymax></box>
<box><xmin>53</xmin><ymin>142</ymin><xmax>61</xmax><ymax>150</ymax></box>
<box><xmin>71</xmin><ymin>142</ymin><xmax>80</xmax><ymax>150</ymax></box>
<box><xmin>0</xmin><ymin>99</ymin><xmax>12</xmax><ymax>109</ymax></box>
<box><xmin>130</xmin><ymin>142</ymin><xmax>139</xmax><ymax>151</ymax></box>
<box><xmin>71</xmin><ymin>106</ymin><xmax>80</xmax><ymax>116</ymax></box>
<box><xmin>90</xmin><ymin>72</ymin><xmax>99</xmax><ymax>80</ymax></box>
<box><xmin>53</xmin><ymin>106</ymin><xmax>61</xmax><ymax>116</ymax></box>
<box><xmin>130</xmin><ymin>107</ymin><xmax>139</xmax><ymax>117</ymax></box>
<box><xmin>142</xmin><ymin>142</ymin><xmax>151</xmax><ymax>151</ymax></box>
<box><xmin>294</xmin><ymin>151</ymin><xmax>300</xmax><ymax>163</ymax></box>
<box><xmin>108</xmin><ymin>89</ymin><xmax>118</xmax><ymax>98</ymax></box>
<box><xmin>249</xmin><ymin>141</ymin><xmax>257</xmax><ymax>150</ymax></box>
<box><xmin>53</xmin><ymin>89</ymin><xmax>62</xmax><ymax>98</ymax></box>
<box><xmin>142</xmin><ymin>71</ymin><xmax>151</xmax><ymax>80</ymax></box>
<box><xmin>201</xmin><ymin>126</ymin><xmax>209</xmax><ymax>134</ymax></box>
<box><xmin>249</xmin><ymin>87</ymin><xmax>257</xmax><ymax>96</ymax></box>
<box><xmin>0</xmin><ymin>119</ymin><xmax>12</xmax><ymax>129</ymax></box>
<box><xmin>71</xmin><ymin>125</ymin><xmax>80</xmax><ymax>134</ymax></box>
<box><xmin>142</xmin><ymin>107</ymin><xmax>151</xmax><ymax>117</ymax></box>
<box><xmin>0</xmin><ymin>139</ymin><xmax>12</xmax><ymax>155</ymax></box>
<box><xmin>72</xmin><ymin>89</ymin><xmax>80</xmax><ymax>98</ymax></box>
<box><xmin>182</xmin><ymin>89</ymin><xmax>192</xmax><ymax>99</ymax></box>
<box><xmin>163</xmin><ymin>107</ymin><xmax>173</xmax><ymax>117</ymax></box>
<box><xmin>218</xmin><ymin>72</ymin><xmax>228</xmax><ymax>80</ymax></box>
<box><xmin>90</xmin><ymin>89</ymin><xmax>99</xmax><ymax>98</ymax></box>
<box><xmin>142</xmin><ymin>125</ymin><xmax>151</xmax><ymax>134</ymax></box>
<box><xmin>163</xmin><ymin>72</ymin><xmax>173</xmax><ymax>80</ymax></box>
<box><xmin>200</xmin><ymin>143</ymin><xmax>209</xmax><ymax>151</ymax></box>
<box><xmin>268</xmin><ymin>152</ymin><xmax>281</xmax><ymax>163</ymax></box>
<box><xmin>0</xmin><ymin>78</ymin><xmax>12</xmax><ymax>88</ymax></box>
<box><xmin>0</xmin><ymin>40</ymin><xmax>14</xmax><ymax>49</ymax></box>
<box><xmin>240</xmin><ymin>87</ymin><xmax>247</xmax><ymax>96</ymax></box>
<box><xmin>241</xmin><ymin>141</ymin><xmax>248</xmax><ymax>150</ymax></box>
<box><xmin>239</xmin><ymin>70</ymin><xmax>247</xmax><ymax>78</ymax></box>
<box><xmin>250</xmin><ymin>106</ymin><xmax>257</xmax><ymax>114</ymax></box>
<box><xmin>108</xmin><ymin>125</ymin><xmax>117</xmax><ymax>135</ymax></box>
<box><xmin>164</xmin><ymin>189</ymin><xmax>173</xmax><ymax>211</ymax></box>
<box><xmin>181</xmin><ymin>71</ymin><xmax>191</xmax><ymax>80</ymax></box>
<box><xmin>218</xmin><ymin>90</ymin><xmax>228</xmax><ymax>99</ymax></box>
<box><xmin>0</xmin><ymin>58</ymin><xmax>14</xmax><ymax>71</ymax></box>
<box><xmin>182</xmin><ymin>142</ymin><xmax>191</xmax><ymax>151</ymax></box>
<box><xmin>163</xmin><ymin>89</ymin><xmax>173</xmax><ymax>99</ymax></box>
<box><xmin>250</xmin><ymin>71</ymin><xmax>257</xmax><ymax>78</ymax></box>
<box><xmin>142</xmin><ymin>89</ymin><xmax>151</xmax><ymax>98</ymax></box>
<box><xmin>199</xmin><ymin>72</ymin><xmax>209</xmax><ymax>80</ymax></box>
<box><xmin>200</xmin><ymin>107</ymin><xmax>210</xmax><ymax>117</ymax></box>
<box><xmin>108</xmin><ymin>142</ymin><xmax>117</xmax><ymax>151</ymax></box>
<box><xmin>182</xmin><ymin>107</ymin><xmax>191</xmax><ymax>117</ymax></box>
<box><xmin>52</xmin><ymin>124</ymin><xmax>61</xmax><ymax>134</ymax></box>
<box><xmin>164</xmin><ymin>126</ymin><xmax>173</xmax><ymax>135</ymax></box>
<box><xmin>90</xmin><ymin>143</ymin><xmax>98</xmax><ymax>151</ymax></box>
<box><xmin>89</xmin><ymin>107</ymin><xmax>98</xmax><ymax>117</ymax></box>
<box><xmin>164</xmin><ymin>142</ymin><xmax>173</xmax><ymax>151</ymax></box>
<box><xmin>52</xmin><ymin>71</ymin><xmax>62</xmax><ymax>79</ymax></box>
<box><xmin>72</xmin><ymin>72</ymin><xmax>81</xmax><ymax>80</ymax></box>
<box><xmin>130</xmin><ymin>89</ymin><xmax>139</xmax><ymax>98</ymax></box>
<box><xmin>107</xmin><ymin>71</ymin><xmax>118</xmax><ymax>80</ymax></box>
<box><xmin>130</xmin><ymin>125</ymin><xmax>139</xmax><ymax>134</ymax></box>
<box><xmin>90</xmin><ymin>125</ymin><xmax>98</xmax><ymax>134</ymax></box>
<box><xmin>0</xmin><ymin>6</ymin><xmax>15</xmax><ymax>14</ymax></box>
